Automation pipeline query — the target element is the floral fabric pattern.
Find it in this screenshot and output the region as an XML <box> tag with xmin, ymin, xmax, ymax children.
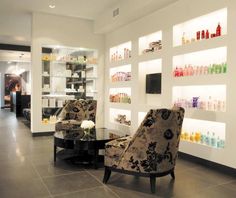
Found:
<box><xmin>55</xmin><ymin>99</ymin><xmax>97</xmax><ymax>131</ymax></box>
<box><xmin>104</xmin><ymin>107</ymin><xmax>185</xmax><ymax>174</ymax></box>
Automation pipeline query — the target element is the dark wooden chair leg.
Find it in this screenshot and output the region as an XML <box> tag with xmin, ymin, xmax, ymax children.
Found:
<box><xmin>150</xmin><ymin>175</ymin><xmax>156</xmax><ymax>194</ymax></box>
<box><xmin>170</xmin><ymin>170</ymin><xmax>175</xmax><ymax>179</ymax></box>
<box><xmin>103</xmin><ymin>167</ymin><xmax>111</xmax><ymax>184</ymax></box>
<box><xmin>54</xmin><ymin>145</ymin><xmax>57</xmax><ymax>164</ymax></box>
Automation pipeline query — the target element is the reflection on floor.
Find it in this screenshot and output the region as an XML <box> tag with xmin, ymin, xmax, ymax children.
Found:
<box><xmin>0</xmin><ymin>109</ymin><xmax>236</xmax><ymax>198</ymax></box>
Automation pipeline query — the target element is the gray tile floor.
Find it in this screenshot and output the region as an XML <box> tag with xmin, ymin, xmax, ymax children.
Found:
<box><xmin>0</xmin><ymin>109</ymin><xmax>236</xmax><ymax>198</ymax></box>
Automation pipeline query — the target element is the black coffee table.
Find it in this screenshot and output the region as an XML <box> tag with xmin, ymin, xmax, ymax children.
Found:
<box><xmin>54</xmin><ymin>128</ymin><xmax>122</xmax><ymax>168</ymax></box>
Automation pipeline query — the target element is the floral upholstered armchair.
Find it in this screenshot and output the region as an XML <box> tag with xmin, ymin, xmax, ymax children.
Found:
<box><xmin>103</xmin><ymin>107</ymin><xmax>185</xmax><ymax>193</ymax></box>
<box><xmin>55</xmin><ymin>99</ymin><xmax>97</xmax><ymax>131</ymax></box>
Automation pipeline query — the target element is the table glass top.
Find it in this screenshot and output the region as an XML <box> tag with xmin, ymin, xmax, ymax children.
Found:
<box><xmin>54</xmin><ymin>128</ymin><xmax>123</xmax><ymax>141</ymax></box>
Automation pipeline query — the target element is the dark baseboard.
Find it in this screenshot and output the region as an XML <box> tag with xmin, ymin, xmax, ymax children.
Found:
<box><xmin>178</xmin><ymin>151</ymin><xmax>236</xmax><ymax>175</ymax></box>
<box><xmin>32</xmin><ymin>131</ymin><xmax>54</xmax><ymax>137</ymax></box>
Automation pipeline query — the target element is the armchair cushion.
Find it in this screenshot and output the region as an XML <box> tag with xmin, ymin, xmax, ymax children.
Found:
<box><xmin>55</xmin><ymin>120</ymin><xmax>81</xmax><ymax>131</ymax></box>
<box><xmin>55</xmin><ymin>99</ymin><xmax>97</xmax><ymax>131</ymax></box>
<box><xmin>105</xmin><ymin>136</ymin><xmax>132</xmax><ymax>168</ymax></box>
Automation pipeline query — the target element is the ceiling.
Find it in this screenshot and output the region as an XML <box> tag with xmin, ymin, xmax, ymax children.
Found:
<box><xmin>0</xmin><ymin>0</ymin><xmax>178</xmax><ymax>62</ymax></box>
<box><xmin>0</xmin><ymin>50</ymin><xmax>31</xmax><ymax>62</ymax></box>
<box><xmin>0</xmin><ymin>0</ymin><xmax>120</xmax><ymax>20</ymax></box>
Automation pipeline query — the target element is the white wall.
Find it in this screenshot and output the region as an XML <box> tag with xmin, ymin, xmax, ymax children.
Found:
<box><xmin>104</xmin><ymin>0</ymin><xmax>236</xmax><ymax>168</ymax></box>
<box><xmin>31</xmin><ymin>12</ymin><xmax>105</xmax><ymax>133</ymax></box>
<box><xmin>0</xmin><ymin>10</ymin><xmax>31</xmax><ymax>45</ymax></box>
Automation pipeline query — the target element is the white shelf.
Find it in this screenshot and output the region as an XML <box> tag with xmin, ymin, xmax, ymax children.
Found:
<box><xmin>172</xmin><ymin>74</ymin><xmax>227</xmax><ymax>86</ymax></box>
<box><xmin>138</xmin><ymin>50</ymin><xmax>163</xmax><ymax>62</ymax></box>
<box><xmin>180</xmin><ymin>140</ymin><xmax>223</xmax><ymax>150</ymax></box>
<box><xmin>110</xmin><ymin>122</ymin><xmax>131</xmax><ymax>128</ymax></box>
<box><xmin>184</xmin><ymin>109</ymin><xmax>227</xmax><ymax>122</ymax></box>
<box><xmin>173</xmin><ymin>35</ymin><xmax>227</xmax><ymax>55</ymax></box>
<box><xmin>109</xmin><ymin>58</ymin><xmax>132</xmax><ymax>68</ymax></box>
<box><xmin>109</xmin><ymin>102</ymin><xmax>131</xmax><ymax>110</ymax></box>
<box><xmin>179</xmin><ymin>140</ymin><xmax>225</xmax><ymax>163</ymax></box>
<box><xmin>109</xmin><ymin>81</ymin><xmax>132</xmax><ymax>88</ymax></box>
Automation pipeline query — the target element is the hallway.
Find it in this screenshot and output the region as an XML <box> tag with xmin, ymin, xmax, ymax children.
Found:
<box><xmin>0</xmin><ymin>109</ymin><xmax>236</xmax><ymax>198</ymax></box>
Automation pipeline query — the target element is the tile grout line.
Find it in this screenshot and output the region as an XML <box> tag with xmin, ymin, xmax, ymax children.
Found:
<box><xmin>196</xmin><ymin>178</ymin><xmax>236</xmax><ymax>193</ymax></box>
<box><xmin>30</xmin><ymin>161</ymin><xmax>53</xmax><ymax>198</ymax></box>
<box><xmin>85</xmin><ymin>169</ymin><xmax>121</xmax><ymax>198</ymax></box>
<box><xmin>40</xmin><ymin>168</ymin><xmax>86</xmax><ymax>179</ymax></box>
<box><xmin>52</xmin><ymin>185</ymin><xmax>105</xmax><ymax>197</ymax></box>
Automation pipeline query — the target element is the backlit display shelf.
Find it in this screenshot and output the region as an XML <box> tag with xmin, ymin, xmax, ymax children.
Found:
<box><xmin>173</xmin><ymin>47</ymin><xmax>227</xmax><ymax>78</ymax></box>
<box><xmin>110</xmin><ymin>108</ymin><xmax>131</xmax><ymax>127</ymax></box>
<box><xmin>181</xmin><ymin>118</ymin><xmax>225</xmax><ymax>149</ymax></box>
<box><xmin>109</xmin><ymin>87</ymin><xmax>131</xmax><ymax>104</ymax></box>
<box><xmin>110</xmin><ymin>64</ymin><xmax>131</xmax><ymax>83</ymax></box>
<box><xmin>172</xmin><ymin>85</ymin><xmax>226</xmax><ymax>112</ymax></box>
<box><xmin>110</xmin><ymin>41</ymin><xmax>132</xmax><ymax>62</ymax></box>
<box><xmin>139</xmin><ymin>31</ymin><xmax>162</xmax><ymax>55</ymax></box>
<box><xmin>173</xmin><ymin>8</ymin><xmax>227</xmax><ymax>47</ymax></box>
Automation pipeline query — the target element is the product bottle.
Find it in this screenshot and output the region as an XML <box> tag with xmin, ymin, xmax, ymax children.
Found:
<box><xmin>223</xmin><ymin>62</ymin><xmax>227</xmax><ymax>73</ymax></box>
<box><xmin>220</xmin><ymin>139</ymin><xmax>225</xmax><ymax>148</ymax></box>
<box><xmin>190</xmin><ymin>132</ymin><xmax>195</xmax><ymax>142</ymax></box>
<box><xmin>216</xmin><ymin>22</ymin><xmax>222</xmax><ymax>37</ymax></box>
<box><xmin>216</xmin><ymin>136</ymin><xmax>221</xmax><ymax>148</ymax></box>
<box><xmin>201</xmin><ymin>30</ymin><xmax>205</xmax><ymax>39</ymax></box>
<box><xmin>182</xmin><ymin>32</ymin><xmax>186</xmax><ymax>45</ymax></box>
<box><xmin>206</xmin><ymin>132</ymin><xmax>210</xmax><ymax>145</ymax></box>
<box><xmin>211</xmin><ymin>132</ymin><xmax>216</xmax><ymax>147</ymax></box>
<box><xmin>206</xmin><ymin>30</ymin><xmax>209</xmax><ymax>39</ymax></box>
<box><xmin>207</xmin><ymin>96</ymin><xmax>213</xmax><ymax>111</ymax></box>
<box><xmin>200</xmin><ymin>133</ymin><xmax>205</xmax><ymax>144</ymax></box>
<box><xmin>196</xmin><ymin>31</ymin><xmax>201</xmax><ymax>40</ymax></box>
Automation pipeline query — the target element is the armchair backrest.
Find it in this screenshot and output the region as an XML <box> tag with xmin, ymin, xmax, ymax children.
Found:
<box><xmin>58</xmin><ymin>99</ymin><xmax>97</xmax><ymax>123</ymax></box>
<box><xmin>119</xmin><ymin>107</ymin><xmax>185</xmax><ymax>173</ymax></box>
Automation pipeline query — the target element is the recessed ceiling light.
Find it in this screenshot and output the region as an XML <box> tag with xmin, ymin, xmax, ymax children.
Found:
<box><xmin>49</xmin><ymin>4</ymin><xmax>55</xmax><ymax>9</ymax></box>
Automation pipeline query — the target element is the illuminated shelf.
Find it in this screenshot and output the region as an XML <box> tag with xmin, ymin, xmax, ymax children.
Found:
<box><xmin>138</xmin><ymin>31</ymin><xmax>162</xmax><ymax>55</ymax></box>
<box><xmin>109</xmin><ymin>58</ymin><xmax>132</xmax><ymax>68</ymax></box>
<box><xmin>180</xmin><ymin>140</ymin><xmax>224</xmax><ymax>149</ymax></box>
<box><xmin>138</xmin><ymin>50</ymin><xmax>163</xmax><ymax>62</ymax></box>
<box><xmin>109</xmin><ymin>81</ymin><xmax>132</xmax><ymax>88</ymax></box>
<box><xmin>110</xmin><ymin>41</ymin><xmax>132</xmax><ymax>63</ymax></box>
<box><xmin>173</xmin><ymin>35</ymin><xmax>227</xmax><ymax>55</ymax></box>
<box><xmin>110</xmin><ymin>64</ymin><xmax>131</xmax><ymax>83</ymax></box>
<box><xmin>172</xmin><ymin>85</ymin><xmax>226</xmax><ymax>113</ymax></box>
<box><xmin>110</xmin><ymin>108</ymin><xmax>131</xmax><ymax>128</ymax></box>
<box><xmin>172</xmin><ymin>75</ymin><xmax>227</xmax><ymax>86</ymax></box>
<box><xmin>173</xmin><ymin>8</ymin><xmax>227</xmax><ymax>47</ymax></box>
<box><xmin>108</xmin><ymin>102</ymin><xmax>131</xmax><ymax>110</ymax></box>
<box><xmin>184</xmin><ymin>109</ymin><xmax>227</xmax><ymax>122</ymax></box>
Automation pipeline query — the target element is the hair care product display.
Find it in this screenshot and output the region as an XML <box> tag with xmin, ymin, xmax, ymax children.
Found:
<box><xmin>111</xmin><ymin>71</ymin><xmax>131</xmax><ymax>82</ymax></box>
<box><xmin>109</xmin><ymin>93</ymin><xmax>131</xmax><ymax>104</ymax></box>
<box><xmin>173</xmin><ymin>97</ymin><xmax>226</xmax><ymax>112</ymax></box>
<box><xmin>110</xmin><ymin>48</ymin><xmax>131</xmax><ymax>62</ymax></box>
<box><xmin>114</xmin><ymin>114</ymin><xmax>131</xmax><ymax>126</ymax></box>
<box><xmin>173</xmin><ymin>62</ymin><xmax>227</xmax><ymax>77</ymax></box>
<box><xmin>181</xmin><ymin>130</ymin><xmax>225</xmax><ymax>148</ymax></box>
<box><xmin>181</xmin><ymin>23</ymin><xmax>222</xmax><ymax>45</ymax></box>
<box><xmin>142</xmin><ymin>40</ymin><xmax>162</xmax><ymax>54</ymax></box>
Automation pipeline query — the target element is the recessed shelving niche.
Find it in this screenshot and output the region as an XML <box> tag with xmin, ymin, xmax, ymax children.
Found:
<box><xmin>110</xmin><ymin>64</ymin><xmax>131</xmax><ymax>82</ymax></box>
<box><xmin>110</xmin><ymin>41</ymin><xmax>132</xmax><ymax>62</ymax></box>
<box><xmin>181</xmin><ymin>118</ymin><xmax>225</xmax><ymax>149</ymax></box>
<box><xmin>173</xmin><ymin>8</ymin><xmax>227</xmax><ymax>47</ymax></box>
<box><xmin>172</xmin><ymin>85</ymin><xmax>226</xmax><ymax>112</ymax></box>
<box><xmin>110</xmin><ymin>108</ymin><xmax>131</xmax><ymax>127</ymax></box>
<box><xmin>173</xmin><ymin>47</ymin><xmax>227</xmax><ymax>77</ymax></box>
<box><xmin>139</xmin><ymin>31</ymin><xmax>162</xmax><ymax>55</ymax></box>
<box><xmin>109</xmin><ymin>87</ymin><xmax>131</xmax><ymax>104</ymax></box>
